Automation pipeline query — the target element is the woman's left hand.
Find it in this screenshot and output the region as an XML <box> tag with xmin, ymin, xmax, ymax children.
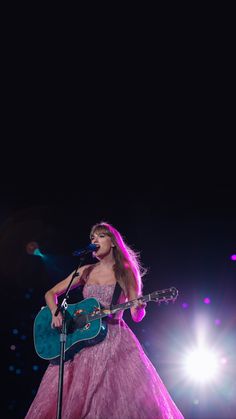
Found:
<box><xmin>133</xmin><ymin>299</ymin><xmax>147</xmax><ymax>310</ymax></box>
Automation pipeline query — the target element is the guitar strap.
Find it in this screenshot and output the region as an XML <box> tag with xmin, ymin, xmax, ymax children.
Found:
<box><xmin>111</xmin><ymin>281</ymin><xmax>122</xmax><ymax>308</ymax></box>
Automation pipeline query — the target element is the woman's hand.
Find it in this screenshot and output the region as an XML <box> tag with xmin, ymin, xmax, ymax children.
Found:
<box><xmin>51</xmin><ymin>310</ymin><xmax>63</xmax><ymax>329</ymax></box>
<box><xmin>133</xmin><ymin>299</ymin><xmax>147</xmax><ymax>310</ymax></box>
<box><xmin>131</xmin><ymin>299</ymin><xmax>146</xmax><ymax>322</ymax></box>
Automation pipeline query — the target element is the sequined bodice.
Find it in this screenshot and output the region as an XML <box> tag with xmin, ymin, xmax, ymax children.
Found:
<box><xmin>83</xmin><ymin>283</ymin><xmax>116</xmax><ymax>307</ymax></box>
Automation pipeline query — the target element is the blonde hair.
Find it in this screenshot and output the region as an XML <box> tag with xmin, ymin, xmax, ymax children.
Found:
<box><xmin>90</xmin><ymin>222</ymin><xmax>146</xmax><ymax>296</ymax></box>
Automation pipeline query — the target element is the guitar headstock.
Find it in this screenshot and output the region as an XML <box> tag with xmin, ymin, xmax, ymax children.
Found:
<box><xmin>149</xmin><ymin>287</ymin><xmax>178</xmax><ymax>303</ymax></box>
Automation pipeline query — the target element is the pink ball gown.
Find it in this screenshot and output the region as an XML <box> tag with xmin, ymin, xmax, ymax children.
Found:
<box><xmin>25</xmin><ymin>283</ymin><xmax>184</xmax><ymax>419</ymax></box>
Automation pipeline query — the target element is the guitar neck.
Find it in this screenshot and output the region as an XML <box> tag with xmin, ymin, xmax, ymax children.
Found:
<box><xmin>86</xmin><ymin>287</ymin><xmax>178</xmax><ymax>322</ymax></box>
<box><xmin>110</xmin><ymin>294</ymin><xmax>150</xmax><ymax>314</ymax></box>
<box><xmin>88</xmin><ymin>294</ymin><xmax>150</xmax><ymax>322</ymax></box>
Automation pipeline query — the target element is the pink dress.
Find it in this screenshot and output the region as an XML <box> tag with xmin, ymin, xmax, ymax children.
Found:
<box><xmin>25</xmin><ymin>284</ymin><xmax>184</xmax><ymax>419</ymax></box>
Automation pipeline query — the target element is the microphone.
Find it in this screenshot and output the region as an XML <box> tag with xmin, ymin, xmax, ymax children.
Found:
<box><xmin>72</xmin><ymin>243</ymin><xmax>98</xmax><ymax>256</ymax></box>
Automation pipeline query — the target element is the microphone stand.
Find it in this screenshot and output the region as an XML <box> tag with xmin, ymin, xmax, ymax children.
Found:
<box><xmin>54</xmin><ymin>256</ymin><xmax>85</xmax><ymax>419</ymax></box>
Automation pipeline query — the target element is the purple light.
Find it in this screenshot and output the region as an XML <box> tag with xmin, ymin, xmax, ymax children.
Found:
<box><xmin>230</xmin><ymin>254</ymin><xmax>236</xmax><ymax>261</ymax></box>
<box><xmin>214</xmin><ymin>318</ymin><xmax>221</xmax><ymax>326</ymax></box>
<box><xmin>182</xmin><ymin>302</ymin><xmax>189</xmax><ymax>309</ymax></box>
<box><xmin>203</xmin><ymin>297</ymin><xmax>211</xmax><ymax>304</ymax></box>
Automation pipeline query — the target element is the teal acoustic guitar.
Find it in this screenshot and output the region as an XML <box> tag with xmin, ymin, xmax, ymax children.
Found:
<box><xmin>34</xmin><ymin>287</ymin><xmax>178</xmax><ymax>362</ymax></box>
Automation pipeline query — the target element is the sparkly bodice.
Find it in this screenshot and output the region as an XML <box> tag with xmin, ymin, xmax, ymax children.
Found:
<box><xmin>83</xmin><ymin>283</ymin><xmax>116</xmax><ymax>307</ymax></box>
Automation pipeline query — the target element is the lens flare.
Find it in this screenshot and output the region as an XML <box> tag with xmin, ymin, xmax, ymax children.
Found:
<box><xmin>184</xmin><ymin>347</ymin><xmax>219</xmax><ymax>382</ymax></box>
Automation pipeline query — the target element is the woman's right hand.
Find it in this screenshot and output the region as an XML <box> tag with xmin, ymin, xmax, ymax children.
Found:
<box><xmin>51</xmin><ymin>310</ymin><xmax>63</xmax><ymax>328</ymax></box>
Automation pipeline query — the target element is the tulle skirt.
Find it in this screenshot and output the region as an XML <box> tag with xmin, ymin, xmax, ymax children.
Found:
<box><xmin>25</xmin><ymin>319</ymin><xmax>184</xmax><ymax>419</ymax></box>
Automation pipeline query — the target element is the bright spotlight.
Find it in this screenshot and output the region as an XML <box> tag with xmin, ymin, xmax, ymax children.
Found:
<box><xmin>184</xmin><ymin>347</ymin><xmax>219</xmax><ymax>383</ymax></box>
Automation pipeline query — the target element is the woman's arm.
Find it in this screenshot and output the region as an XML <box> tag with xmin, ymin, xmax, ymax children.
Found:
<box><xmin>45</xmin><ymin>265</ymin><xmax>89</xmax><ymax>328</ymax></box>
<box><xmin>128</xmin><ymin>285</ymin><xmax>146</xmax><ymax>323</ymax></box>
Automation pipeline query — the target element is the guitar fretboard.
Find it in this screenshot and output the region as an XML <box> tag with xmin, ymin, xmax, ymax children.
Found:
<box><xmin>86</xmin><ymin>289</ymin><xmax>177</xmax><ymax>322</ymax></box>
<box><xmin>88</xmin><ymin>288</ymin><xmax>176</xmax><ymax>321</ymax></box>
<box><xmin>87</xmin><ymin>295</ymin><xmax>149</xmax><ymax>321</ymax></box>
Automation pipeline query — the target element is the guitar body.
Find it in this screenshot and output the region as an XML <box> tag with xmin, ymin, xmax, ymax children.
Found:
<box><xmin>34</xmin><ymin>298</ymin><xmax>108</xmax><ymax>362</ymax></box>
<box><xmin>33</xmin><ymin>287</ymin><xmax>178</xmax><ymax>362</ymax></box>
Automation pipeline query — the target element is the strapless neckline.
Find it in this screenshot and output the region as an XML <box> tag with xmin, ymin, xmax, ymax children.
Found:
<box><xmin>85</xmin><ymin>283</ymin><xmax>116</xmax><ymax>287</ymax></box>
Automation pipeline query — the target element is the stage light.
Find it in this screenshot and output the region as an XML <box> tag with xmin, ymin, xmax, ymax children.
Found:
<box><xmin>203</xmin><ymin>297</ymin><xmax>211</xmax><ymax>304</ymax></box>
<box><xmin>183</xmin><ymin>346</ymin><xmax>219</xmax><ymax>383</ymax></box>
<box><xmin>230</xmin><ymin>254</ymin><xmax>236</xmax><ymax>261</ymax></box>
<box><xmin>33</xmin><ymin>248</ymin><xmax>44</xmax><ymax>257</ymax></box>
<box><xmin>25</xmin><ymin>241</ymin><xmax>45</xmax><ymax>258</ymax></box>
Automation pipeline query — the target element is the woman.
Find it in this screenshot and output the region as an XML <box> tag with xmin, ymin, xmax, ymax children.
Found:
<box><xmin>25</xmin><ymin>222</ymin><xmax>184</xmax><ymax>418</ymax></box>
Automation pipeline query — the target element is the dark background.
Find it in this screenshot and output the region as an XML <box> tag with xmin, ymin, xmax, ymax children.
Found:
<box><xmin>1</xmin><ymin>168</ymin><xmax>236</xmax><ymax>418</ymax></box>
<box><xmin>1</xmin><ymin>13</ymin><xmax>235</xmax><ymax>417</ymax></box>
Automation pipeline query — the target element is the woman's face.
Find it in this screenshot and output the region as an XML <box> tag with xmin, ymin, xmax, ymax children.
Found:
<box><xmin>90</xmin><ymin>230</ymin><xmax>114</xmax><ymax>258</ymax></box>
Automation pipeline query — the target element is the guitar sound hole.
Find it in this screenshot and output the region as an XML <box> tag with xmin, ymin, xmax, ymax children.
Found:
<box><xmin>74</xmin><ymin>314</ymin><xmax>88</xmax><ymax>329</ymax></box>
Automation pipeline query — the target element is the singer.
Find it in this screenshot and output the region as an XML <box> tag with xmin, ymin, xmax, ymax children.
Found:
<box><xmin>24</xmin><ymin>222</ymin><xmax>184</xmax><ymax>419</ymax></box>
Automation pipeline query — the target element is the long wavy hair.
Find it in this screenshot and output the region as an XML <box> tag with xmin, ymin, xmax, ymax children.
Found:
<box><xmin>90</xmin><ymin>222</ymin><xmax>146</xmax><ymax>296</ymax></box>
